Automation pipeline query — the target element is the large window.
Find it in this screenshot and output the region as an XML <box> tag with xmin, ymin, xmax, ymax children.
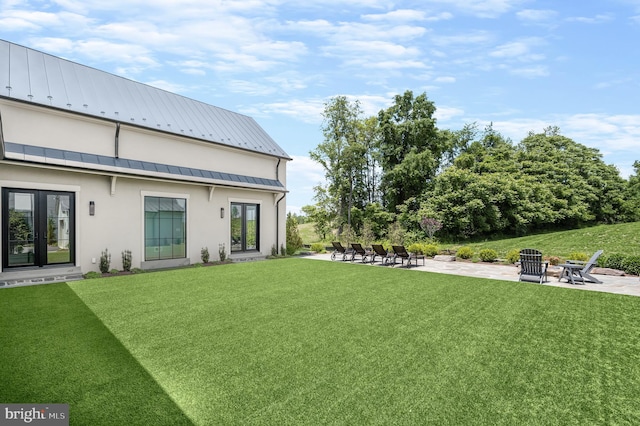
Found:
<box><xmin>231</xmin><ymin>203</ymin><xmax>259</xmax><ymax>252</ymax></box>
<box><xmin>144</xmin><ymin>196</ymin><xmax>186</xmax><ymax>260</ymax></box>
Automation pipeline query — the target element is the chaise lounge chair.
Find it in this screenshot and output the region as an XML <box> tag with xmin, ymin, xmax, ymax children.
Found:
<box><xmin>330</xmin><ymin>241</ymin><xmax>351</xmax><ymax>261</ymax></box>
<box><xmin>391</xmin><ymin>245</ymin><xmax>425</xmax><ymax>268</ymax></box>
<box><xmin>559</xmin><ymin>250</ymin><xmax>604</xmax><ymax>284</ymax></box>
<box><xmin>370</xmin><ymin>244</ymin><xmax>393</xmax><ymax>265</ymax></box>
<box><xmin>350</xmin><ymin>243</ymin><xmax>372</xmax><ymax>263</ymax></box>
<box><xmin>518</xmin><ymin>248</ymin><xmax>548</xmax><ymax>284</ymax></box>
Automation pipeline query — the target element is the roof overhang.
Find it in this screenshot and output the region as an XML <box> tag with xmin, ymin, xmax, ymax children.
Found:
<box><xmin>4</xmin><ymin>142</ymin><xmax>286</xmax><ymax>193</ymax></box>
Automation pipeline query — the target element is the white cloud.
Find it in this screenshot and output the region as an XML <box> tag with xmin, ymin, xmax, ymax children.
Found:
<box><xmin>435</xmin><ymin>106</ymin><xmax>465</xmax><ymax>121</ymax></box>
<box><xmin>434</xmin><ymin>76</ymin><xmax>456</xmax><ymax>83</ymax></box>
<box><xmin>287</xmin><ymin>155</ymin><xmax>325</xmax><ymax>185</ymax></box>
<box><xmin>426</xmin><ymin>0</ymin><xmax>525</xmax><ymax>18</ymax></box>
<box><xmin>566</xmin><ymin>14</ymin><xmax>614</xmax><ymax>24</ymax></box>
<box><xmin>509</xmin><ymin>65</ymin><xmax>550</xmax><ymax>78</ymax></box>
<box><xmin>490</xmin><ymin>38</ymin><xmax>546</xmax><ymax>62</ymax></box>
<box><xmin>430</xmin><ymin>31</ymin><xmax>493</xmax><ymax>47</ymax></box>
<box><xmin>516</xmin><ymin>9</ymin><xmax>557</xmax><ymax>22</ymax></box>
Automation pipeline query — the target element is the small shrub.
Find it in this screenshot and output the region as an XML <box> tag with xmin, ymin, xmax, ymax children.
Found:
<box><xmin>600</xmin><ymin>253</ymin><xmax>625</xmax><ymax>270</ymax></box>
<box><xmin>407</xmin><ymin>243</ymin><xmax>424</xmax><ymax>254</ymax></box>
<box><xmin>547</xmin><ymin>256</ymin><xmax>561</xmax><ymax>266</ymax></box>
<box><xmin>310</xmin><ymin>242</ymin><xmax>325</xmax><ymax>253</ymax></box>
<box><xmin>218</xmin><ymin>243</ymin><xmax>227</xmax><ymax>262</ymax></box>
<box><xmin>423</xmin><ymin>244</ymin><xmax>439</xmax><ymax>257</ymax></box>
<box><xmin>505</xmin><ymin>249</ymin><xmax>521</xmax><ymax>264</ymax></box>
<box><xmin>280</xmin><ymin>244</ymin><xmax>286</xmax><ymax>256</ymax></box>
<box><xmin>109</xmin><ymin>269</ymin><xmax>119</xmax><ymax>274</ymax></box>
<box><xmin>122</xmin><ymin>249</ymin><xmax>132</xmax><ymax>271</ymax></box>
<box><xmin>84</xmin><ymin>271</ymin><xmax>102</xmax><ymax>279</ymax></box>
<box><xmin>622</xmin><ymin>255</ymin><xmax>640</xmax><ymax>276</ymax></box>
<box><xmin>456</xmin><ymin>246</ymin><xmax>474</xmax><ymax>260</ymax></box>
<box><xmin>479</xmin><ymin>248</ymin><xmax>498</xmax><ymax>262</ymax></box>
<box><xmin>286</xmin><ymin>244</ymin><xmax>297</xmax><ymax>256</ymax></box>
<box><xmin>271</xmin><ymin>245</ymin><xmax>278</xmax><ymax>257</ymax></box>
<box><xmin>131</xmin><ymin>268</ymin><xmax>144</xmax><ymax>274</ymax></box>
<box><xmin>99</xmin><ymin>249</ymin><xmax>111</xmax><ymax>273</ymax></box>
<box><xmin>568</xmin><ymin>251</ymin><xmax>589</xmax><ymax>262</ymax></box>
<box><xmin>201</xmin><ymin>247</ymin><xmax>210</xmax><ymax>263</ymax></box>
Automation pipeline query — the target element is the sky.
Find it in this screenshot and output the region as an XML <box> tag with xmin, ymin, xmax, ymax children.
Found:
<box><xmin>1</xmin><ymin>0</ymin><xmax>639</xmax><ymax>214</ymax></box>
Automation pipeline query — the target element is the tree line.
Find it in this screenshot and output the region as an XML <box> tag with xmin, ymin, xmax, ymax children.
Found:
<box><xmin>302</xmin><ymin>90</ymin><xmax>640</xmax><ymax>242</ymax></box>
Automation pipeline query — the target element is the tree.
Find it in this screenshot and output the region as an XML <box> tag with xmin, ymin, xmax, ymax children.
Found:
<box><xmin>623</xmin><ymin>160</ymin><xmax>640</xmax><ymax>221</ymax></box>
<box><xmin>286</xmin><ymin>212</ymin><xmax>303</xmax><ymax>255</ymax></box>
<box><xmin>377</xmin><ymin>90</ymin><xmax>446</xmax><ymax>211</ymax></box>
<box><xmin>310</xmin><ymin>96</ymin><xmax>367</xmax><ymax>234</ymax></box>
<box><xmin>301</xmin><ymin>202</ymin><xmax>333</xmax><ymax>241</ymax></box>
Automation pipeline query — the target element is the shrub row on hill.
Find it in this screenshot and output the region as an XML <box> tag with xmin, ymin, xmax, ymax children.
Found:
<box><xmin>599</xmin><ymin>253</ymin><xmax>640</xmax><ymax>276</ymax></box>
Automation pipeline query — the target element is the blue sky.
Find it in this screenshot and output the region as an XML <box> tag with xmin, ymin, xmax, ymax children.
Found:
<box><xmin>2</xmin><ymin>0</ymin><xmax>639</xmax><ymax>214</ymax></box>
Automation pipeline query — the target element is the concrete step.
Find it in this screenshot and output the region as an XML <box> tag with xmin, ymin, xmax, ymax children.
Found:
<box><xmin>229</xmin><ymin>253</ymin><xmax>267</xmax><ymax>263</ymax></box>
<box><xmin>0</xmin><ymin>266</ymin><xmax>84</xmax><ymax>288</ymax></box>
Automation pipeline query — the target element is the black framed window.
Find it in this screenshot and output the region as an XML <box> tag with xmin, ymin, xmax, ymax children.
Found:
<box><xmin>144</xmin><ymin>196</ymin><xmax>186</xmax><ymax>261</ymax></box>
<box><xmin>231</xmin><ymin>203</ymin><xmax>259</xmax><ymax>252</ymax></box>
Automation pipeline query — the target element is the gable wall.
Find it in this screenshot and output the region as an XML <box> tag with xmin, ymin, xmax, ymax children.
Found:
<box><xmin>1</xmin><ymin>100</ymin><xmax>285</xmax><ymax>183</ymax></box>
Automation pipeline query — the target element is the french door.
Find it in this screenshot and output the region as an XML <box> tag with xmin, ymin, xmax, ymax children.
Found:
<box><xmin>2</xmin><ymin>188</ymin><xmax>75</xmax><ymax>268</ymax></box>
<box><xmin>230</xmin><ymin>203</ymin><xmax>259</xmax><ymax>252</ymax></box>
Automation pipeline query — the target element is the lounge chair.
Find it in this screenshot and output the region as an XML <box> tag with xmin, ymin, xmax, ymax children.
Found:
<box><xmin>330</xmin><ymin>241</ymin><xmax>351</xmax><ymax>261</ymax></box>
<box><xmin>391</xmin><ymin>245</ymin><xmax>425</xmax><ymax>268</ymax></box>
<box><xmin>559</xmin><ymin>250</ymin><xmax>604</xmax><ymax>284</ymax></box>
<box><xmin>370</xmin><ymin>244</ymin><xmax>393</xmax><ymax>265</ymax></box>
<box><xmin>518</xmin><ymin>248</ymin><xmax>548</xmax><ymax>284</ymax></box>
<box><xmin>350</xmin><ymin>243</ymin><xmax>372</xmax><ymax>263</ymax></box>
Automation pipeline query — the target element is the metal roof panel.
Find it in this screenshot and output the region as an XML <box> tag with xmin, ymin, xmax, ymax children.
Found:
<box><xmin>0</xmin><ymin>39</ymin><xmax>290</xmax><ymax>159</ymax></box>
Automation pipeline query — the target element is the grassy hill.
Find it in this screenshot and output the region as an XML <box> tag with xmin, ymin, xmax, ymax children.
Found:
<box><xmin>299</xmin><ymin>221</ymin><xmax>640</xmax><ymax>258</ymax></box>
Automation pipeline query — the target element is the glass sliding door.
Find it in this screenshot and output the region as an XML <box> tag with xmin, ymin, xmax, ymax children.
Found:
<box><xmin>2</xmin><ymin>189</ymin><xmax>75</xmax><ymax>268</ymax></box>
<box><xmin>230</xmin><ymin>202</ymin><xmax>260</xmax><ymax>252</ymax></box>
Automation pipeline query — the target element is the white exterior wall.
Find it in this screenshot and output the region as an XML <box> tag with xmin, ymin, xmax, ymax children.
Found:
<box><xmin>1</xmin><ymin>100</ymin><xmax>283</xmax><ymax>182</ymax></box>
<box><xmin>0</xmin><ymin>102</ymin><xmax>287</xmax><ymax>275</ymax></box>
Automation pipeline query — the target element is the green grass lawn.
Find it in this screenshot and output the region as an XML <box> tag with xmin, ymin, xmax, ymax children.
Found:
<box><xmin>2</xmin><ymin>259</ymin><xmax>640</xmax><ymax>424</ymax></box>
<box><xmin>300</xmin><ymin>221</ymin><xmax>640</xmax><ymax>259</ymax></box>
<box><xmin>465</xmin><ymin>222</ymin><xmax>640</xmax><ymax>258</ymax></box>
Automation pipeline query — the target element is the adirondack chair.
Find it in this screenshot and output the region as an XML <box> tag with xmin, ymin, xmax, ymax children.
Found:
<box><xmin>350</xmin><ymin>243</ymin><xmax>372</xmax><ymax>263</ymax></box>
<box><xmin>370</xmin><ymin>244</ymin><xmax>393</xmax><ymax>265</ymax></box>
<box><xmin>330</xmin><ymin>241</ymin><xmax>351</xmax><ymax>261</ymax></box>
<box><xmin>559</xmin><ymin>250</ymin><xmax>604</xmax><ymax>284</ymax></box>
<box><xmin>518</xmin><ymin>248</ymin><xmax>548</xmax><ymax>284</ymax></box>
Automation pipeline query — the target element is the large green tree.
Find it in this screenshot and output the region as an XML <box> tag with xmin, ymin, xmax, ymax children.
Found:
<box><xmin>377</xmin><ymin>90</ymin><xmax>446</xmax><ymax>212</ymax></box>
<box><xmin>421</xmin><ymin>126</ymin><xmax>627</xmax><ymax>239</ymax></box>
<box><xmin>310</xmin><ymin>96</ymin><xmax>367</xmax><ymax>234</ymax></box>
<box><xmin>624</xmin><ymin>161</ymin><xmax>640</xmax><ymax>220</ymax></box>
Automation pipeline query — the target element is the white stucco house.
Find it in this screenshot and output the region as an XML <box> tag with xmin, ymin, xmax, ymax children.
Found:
<box><xmin>0</xmin><ymin>40</ymin><xmax>290</xmax><ymax>286</ymax></box>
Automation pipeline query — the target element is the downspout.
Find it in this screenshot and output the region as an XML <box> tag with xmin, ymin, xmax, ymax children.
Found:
<box><xmin>275</xmin><ymin>157</ymin><xmax>284</xmax><ymax>250</ymax></box>
<box><xmin>0</xmin><ymin>109</ymin><xmax>5</xmax><ymax>159</ymax></box>
<box><xmin>276</xmin><ymin>193</ymin><xmax>286</xmax><ymax>252</ymax></box>
<box><xmin>114</xmin><ymin>122</ymin><xmax>120</xmax><ymax>158</ymax></box>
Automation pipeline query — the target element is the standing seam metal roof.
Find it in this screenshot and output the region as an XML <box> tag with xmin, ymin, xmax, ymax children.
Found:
<box><xmin>0</xmin><ymin>39</ymin><xmax>290</xmax><ymax>159</ymax></box>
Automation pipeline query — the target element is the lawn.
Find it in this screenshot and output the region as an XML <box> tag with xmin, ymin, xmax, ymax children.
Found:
<box><xmin>2</xmin><ymin>259</ymin><xmax>640</xmax><ymax>425</ymax></box>
<box><xmin>300</xmin><ymin>221</ymin><xmax>640</xmax><ymax>259</ymax></box>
